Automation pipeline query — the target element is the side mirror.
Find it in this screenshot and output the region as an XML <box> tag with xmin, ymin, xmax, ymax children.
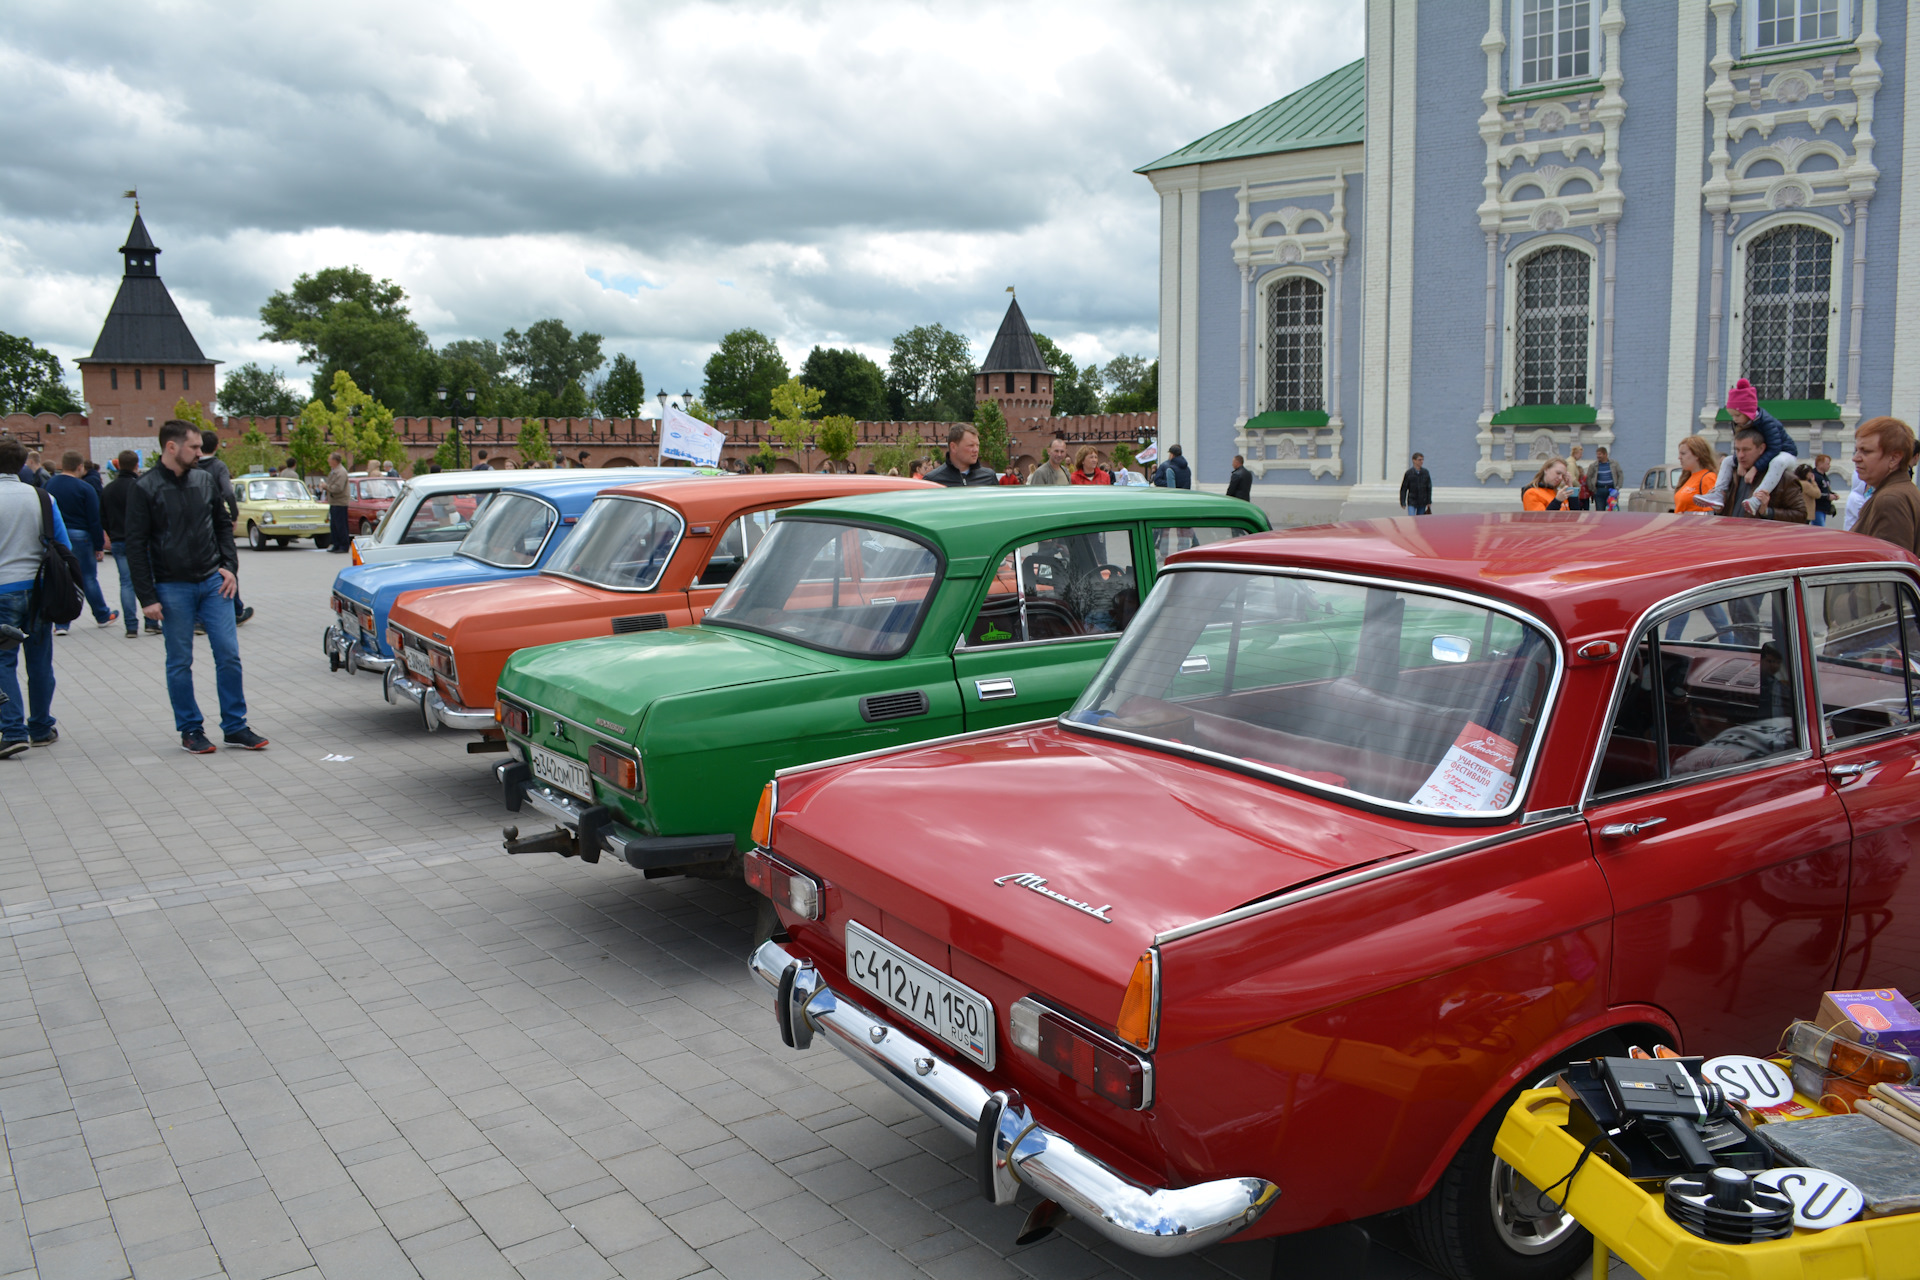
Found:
<box><xmin>1432</xmin><ymin>635</ymin><xmax>1473</xmax><ymax>664</ymax></box>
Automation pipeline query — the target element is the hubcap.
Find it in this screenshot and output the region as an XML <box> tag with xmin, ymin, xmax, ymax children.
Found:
<box><xmin>1487</xmin><ymin>1156</ymin><xmax>1579</xmax><ymax>1255</ymax></box>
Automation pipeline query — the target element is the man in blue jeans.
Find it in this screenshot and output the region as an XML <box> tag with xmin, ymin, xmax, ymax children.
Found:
<box><xmin>124</xmin><ymin>420</ymin><xmax>268</xmax><ymax>755</ymax></box>
<box><xmin>45</xmin><ymin>450</ymin><xmax>118</xmax><ymax>635</ymax></box>
<box><xmin>102</xmin><ymin>451</ymin><xmax>158</xmax><ymax>636</ymax></box>
<box><xmin>0</xmin><ymin>435</ymin><xmax>67</xmax><ymax>757</ymax></box>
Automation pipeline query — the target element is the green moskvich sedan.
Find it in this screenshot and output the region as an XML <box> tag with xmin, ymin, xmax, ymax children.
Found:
<box><xmin>492</xmin><ymin>487</ymin><xmax>1269</xmax><ymax>875</ymax></box>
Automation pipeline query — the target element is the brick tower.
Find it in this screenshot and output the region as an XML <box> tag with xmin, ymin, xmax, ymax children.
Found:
<box><xmin>75</xmin><ymin>209</ymin><xmax>218</xmax><ymax>441</ymax></box>
<box><xmin>974</xmin><ymin>293</ymin><xmax>1053</xmax><ymax>427</ymax></box>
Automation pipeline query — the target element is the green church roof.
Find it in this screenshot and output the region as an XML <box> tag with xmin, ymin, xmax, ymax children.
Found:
<box><xmin>1137</xmin><ymin>58</ymin><xmax>1365</xmax><ymax>173</ymax></box>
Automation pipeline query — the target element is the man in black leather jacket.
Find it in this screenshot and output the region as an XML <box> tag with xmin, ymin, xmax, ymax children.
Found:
<box><xmin>923</xmin><ymin>425</ymin><xmax>998</xmax><ymax>486</ymax></box>
<box><xmin>125</xmin><ymin>420</ymin><xmax>267</xmax><ymax>754</ymax></box>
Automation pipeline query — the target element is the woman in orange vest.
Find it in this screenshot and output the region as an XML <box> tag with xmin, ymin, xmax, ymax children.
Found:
<box><xmin>1673</xmin><ymin>435</ymin><xmax>1720</xmax><ymax>513</ymax></box>
<box><xmin>1522</xmin><ymin>457</ymin><xmax>1578</xmax><ymax>511</ymax></box>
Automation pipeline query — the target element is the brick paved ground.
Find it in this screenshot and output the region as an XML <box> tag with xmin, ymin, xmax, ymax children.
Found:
<box><xmin>0</xmin><ymin>545</ymin><xmax>1636</xmax><ymax>1280</ymax></box>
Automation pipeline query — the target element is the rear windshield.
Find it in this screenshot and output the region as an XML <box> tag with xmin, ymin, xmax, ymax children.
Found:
<box><xmin>399</xmin><ymin>491</ymin><xmax>491</xmax><ymax>544</ymax></box>
<box><xmin>1066</xmin><ymin>570</ymin><xmax>1557</xmax><ymax>817</ymax></box>
<box><xmin>704</xmin><ymin>519</ymin><xmax>940</xmax><ymax>658</ymax></box>
<box><xmin>543</xmin><ymin>497</ymin><xmax>685</xmax><ymax>592</ymax></box>
<box><xmin>244</xmin><ymin>479</ymin><xmax>308</xmax><ymax>502</ymax></box>
<box><xmin>458</xmin><ymin>494</ymin><xmax>557</xmax><ymax>568</ymax></box>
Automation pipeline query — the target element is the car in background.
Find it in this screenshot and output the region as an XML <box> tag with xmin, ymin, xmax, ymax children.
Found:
<box><xmin>232</xmin><ymin>473</ymin><xmax>331</xmax><ymax>549</ymax></box>
<box><xmin>744</xmin><ymin>513</ymin><xmax>1920</xmax><ymax>1273</ymax></box>
<box><xmin>1625</xmin><ymin>465</ymin><xmax>1683</xmax><ymax>512</ymax></box>
<box><xmin>384</xmin><ymin>474</ymin><xmax>934</xmax><ymax>736</ymax></box>
<box><xmin>352</xmin><ymin>468</ymin><xmax>717</xmax><ymax>566</ymax></box>
<box><xmin>324</xmin><ymin>472</ymin><xmax>720</xmax><ymax>676</ymax></box>
<box><xmin>491</xmin><ymin>488</ymin><xmax>1269</xmax><ymax>878</ymax></box>
<box><xmin>347</xmin><ymin>474</ymin><xmax>403</xmax><ymax>534</ymax></box>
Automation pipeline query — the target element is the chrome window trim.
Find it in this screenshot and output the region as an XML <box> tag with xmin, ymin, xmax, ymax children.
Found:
<box><xmin>543</xmin><ymin>494</ymin><xmax>689</xmax><ymax>594</ymax></box>
<box><xmin>457</xmin><ymin>493</ymin><xmax>563</xmax><ymax>570</ymax></box>
<box><xmin>1800</xmin><ymin>569</ymin><xmax>1920</xmax><ymax>752</ymax></box>
<box><xmin>1581</xmin><ymin>569</ymin><xmax>1832</xmax><ymax>808</ymax></box>
<box><xmin>1058</xmin><ymin>560</ymin><xmax>1567</xmax><ymax>826</ymax></box>
<box><xmin>954</xmin><ymin>630</ymin><xmax>1122</xmax><ymax>655</ymax></box>
<box><xmin>1155</xmin><ymin>812</ymin><xmax>1586</xmax><ymax>945</ymax></box>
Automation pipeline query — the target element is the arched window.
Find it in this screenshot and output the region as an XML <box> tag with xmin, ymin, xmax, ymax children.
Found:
<box><xmin>1741</xmin><ymin>224</ymin><xmax>1833</xmax><ymax>401</ymax></box>
<box><xmin>1263</xmin><ymin>275</ymin><xmax>1324</xmax><ymax>413</ymax></box>
<box><xmin>1514</xmin><ymin>245</ymin><xmax>1590</xmax><ymax>406</ymax></box>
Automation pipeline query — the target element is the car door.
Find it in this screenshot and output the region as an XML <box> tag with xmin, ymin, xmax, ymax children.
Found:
<box><xmin>1586</xmin><ymin>582</ymin><xmax>1852</xmax><ymax>1055</ymax></box>
<box><xmin>1803</xmin><ymin>573</ymin><xmax>1920</xmax><ymax>993</ymax></box>
<box><xmin>951</xmin><ymin>525</ymin><xmax>1144</xmax><ymax>730</ymax></box>
<box><xmin>687</xmin><ymin>508</ymin><xmax>778</xmax><ymax>623</ymax></box>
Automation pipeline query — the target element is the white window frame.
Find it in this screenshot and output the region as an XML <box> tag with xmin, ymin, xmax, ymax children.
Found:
<box><xmin>1727</xmin><ymin>213</ymin><xmax>1842</xmax><ymax>407</ymax></box>
<box><xmin>1499</xmin><ymin>235</ymin><xmax>1600</xmax><ymax>412</ymax></box>
<box><xmin>1744</xmin><ymin>0</ymin><xmax>1852</xmax><ymax>56</ymax></box>
<box><xmin>1254</xmin><ymin>267</ymin><xmax>1330</xmax><ymax>416</ymax></box>
<box><xmin>1510</xmin><ymin>0</ymin><xmax>1600</xmax><ymax>90</ymax></box>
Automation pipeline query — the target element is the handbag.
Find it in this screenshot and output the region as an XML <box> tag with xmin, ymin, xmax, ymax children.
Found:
<box><xmin>29</xmin><ymin>488</ymin><xmax>85</xmax><ymax>626</ymax></box>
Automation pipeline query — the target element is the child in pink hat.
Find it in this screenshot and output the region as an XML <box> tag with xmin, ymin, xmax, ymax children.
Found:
<box><xmin>1699</xmin><ymin>378</ymin><xmax>1799</xmax><ymax>512</ymax></box>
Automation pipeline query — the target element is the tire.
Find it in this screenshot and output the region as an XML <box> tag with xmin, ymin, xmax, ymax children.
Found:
<box><xmin>360</xmin><ymin>519</ymin><xmax>374</xmax><ymax>534</ymax></box>
<box><xmin>1407</xmin><ymin>1063</ymin><xmax>1597</xmax><ymax>1280</ymax></box>
<box><xmin>314</xmin><ymin>536</ymin><xmax>329</xmax><ymax>549</ymax></box>
<box><xmin>248</xmin><ymin>522</ymin><xmax>265</xmax><ymax>550</ymax></box>
<box><xmin>275</xmin><ymin>539</ymin><xmax>291</xmax><ymax>548</ymax></box>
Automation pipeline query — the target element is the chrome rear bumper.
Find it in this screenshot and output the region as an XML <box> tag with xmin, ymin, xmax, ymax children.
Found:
<box><xmin>323</xmin><ymin>623</ymin><xmax>394</xmax><ymax>674</ymax></box>
<box><xmin>386</xmin><ymin>670</ymin><xmax>494</xmax><ymax>732</ymax></box>
<box><xmin>749</xmin><ymin>938</ymin><xmax>1277</xmax><ymax>1257</ymax></box>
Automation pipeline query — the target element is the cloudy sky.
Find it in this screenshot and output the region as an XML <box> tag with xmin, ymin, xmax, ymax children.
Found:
<box><xmin>1</xmin><ymin>0</ymin><xmax>1360</xmax><ymax>407</ymax></box>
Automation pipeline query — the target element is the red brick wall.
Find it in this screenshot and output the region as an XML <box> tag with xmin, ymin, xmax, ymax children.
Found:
<box><xmin>79</xmin><ymin>362</ymin><xmax>217</xmax><ymax>441</ymax></box>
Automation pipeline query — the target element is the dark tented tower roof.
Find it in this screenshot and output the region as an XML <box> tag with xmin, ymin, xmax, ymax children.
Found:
<box><xmin>980</xmin><ymin>296</ymin><xmax>1048</xmax><ymax>374</ymax></box>
<box><xmin>78</xmin><ymin>213</ymin><xmax>213</xmax><ymax>366</ymax></box>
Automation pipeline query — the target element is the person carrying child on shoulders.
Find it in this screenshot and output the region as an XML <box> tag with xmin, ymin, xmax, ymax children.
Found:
<box><xmin>1699</xmin><ymin>378</ymin><xmax>1797</xmax><ymax>514</ymax></box>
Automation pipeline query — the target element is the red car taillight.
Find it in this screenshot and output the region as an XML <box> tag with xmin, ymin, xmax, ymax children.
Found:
<box><xmin>497</xmin><ymin>701</ymin><xmax>530</xmax><ymax>735</ymax></box>
<box><xmin>1010</xmin><ymin>997</ymin><xmax>1151</xmax><ymax>1110</ymax></box>
<box><xmin>588</xmin><ymin>742</ymin><xmax>639</xmax><ymax>792</ymax></box>
<box><xmin>428</xmin><ymin>647</ymin><xmax>456</xmax><ymax>678</ymax></box>
<box><xmin>743</xmin><ymin>848</ymin><xmax>822</xmax><ymax>921</ymax></box>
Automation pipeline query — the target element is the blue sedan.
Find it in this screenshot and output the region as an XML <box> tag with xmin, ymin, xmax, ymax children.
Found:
<box><xmin>322</xmin><ymin>472</ymin><xmax>720</xmax><ymax>678</ymax></box>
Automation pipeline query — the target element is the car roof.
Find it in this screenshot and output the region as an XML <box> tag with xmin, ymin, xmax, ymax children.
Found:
<box><xmin>596</xmin><ymin>473</ymin><xmax>934</xmax><ymax>519</ymax></box>
<box><xmin>1175</xmin><ymin>512</ymin><xmax>1919</xmax><ymax>640</ymax></box>
<box><xmin>396</xmin><ymin>467</ymin><xmax>706</xmax><ymax>495</ymax></box>
<box><xmin>774</xmin><ymin>486</ymin><xmax>1269</xmax><ymax>551</ymax></box>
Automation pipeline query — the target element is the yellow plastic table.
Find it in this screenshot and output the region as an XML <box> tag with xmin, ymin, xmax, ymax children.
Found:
<box><xmin>1494</xmin><ymin>1090</ymin><xmax>1920</xmax><ymax>1279</ymax></box>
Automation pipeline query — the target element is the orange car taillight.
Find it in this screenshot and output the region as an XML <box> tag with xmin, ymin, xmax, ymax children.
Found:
<box><xmin>587</xmin><ymin>742</ymin><xmax>639</xmax><ymax>792</ymax></box>
<box><xmin>743</xmin><ymin>848</ymin><xmax>822</xmax><ymax>921</ymax></box>
<box><xmin>1010</xmin><ymin>997</ymin><xmax>1151</xmax><ymax>1110</ymax></box>
<box><xmin>386</xmin><ymin>626</ymin><xmax>403</xmax><ymax>654</ymax></box>
<box><xmin>497</xmin><ymin>701</ymin><xmax>530</xmax><ymax>735</ymax></box>
<box><xmin>428</xmin><ymin>648</ymin><xmax>455</xmax><ymax>677</ymax></box>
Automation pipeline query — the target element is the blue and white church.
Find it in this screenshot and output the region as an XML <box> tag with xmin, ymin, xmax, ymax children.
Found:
<box><xmin>1140</xmin><ymin>1</ymin><xmax>1915</xmax><ymax>517</ymax></box>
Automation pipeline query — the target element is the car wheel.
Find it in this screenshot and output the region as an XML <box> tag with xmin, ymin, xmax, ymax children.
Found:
<box><xmin>248</xmin><ymin>522</ymin><xmax>265</xmax><ymax>550</ymax></box>
<box><xmin>314</xmin><ymin>536</ymin><xmax>329</xmax><ymax>549</ymax></box>
<box><xmin>275</xmin><ymin>539</ymin><xmax>291</xmax><ymax>548</ymax></box>
<box><xmin>360</xmin><ymin>519</ymin><xmax>374</xmax><ymax>534</ymax></box>
<box><xmin>1406</xmin><ymin>1066</ymin><xmax>1594</xmax><ymax>1280</ymax></box>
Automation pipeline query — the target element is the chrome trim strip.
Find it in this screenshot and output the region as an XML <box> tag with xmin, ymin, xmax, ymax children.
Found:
<box><xmin>771</xmin><ymin>718</ymin><xmax>1055</xmax><ymax>779</ymax></box>
<box><xmin>1066</xmin><ymin>561</ymin><xmax>1568</xmax><ymax>826</ymax></box>
<box><xmin>1153</xmin><ymin>814</ymin><xmax>1585</xmax><ymax>945</ymax></box>
<box><xmin>387</xmin><ymin>671</ymin><xmax>429</xmax><ymax>708</ymax></box>
<box><xmin>455</xmin><ymin>493</ymin><xmax>563</xmax><ymax>570</ymax></box>
<box><xmin>542</xmin><ymin>495</ymin><xmax>688</xmax><ymax>594</ymax></box>
<box><xmin>749</xmin><ymin>939</ymin><xmax>1278</xmax><ymax>1257</ymax></box>
<box><xmin>424</xmin><ymin>690</ymin><xmax>495</xmax><ymax>732</ymax></box>
<box><xmin>525</xmin><ymin>786</ymin><xmax>589</xmax><ymax>825</ymax></box>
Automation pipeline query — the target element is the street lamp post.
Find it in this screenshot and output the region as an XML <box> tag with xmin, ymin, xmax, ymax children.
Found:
<box><xmin>438</xmin><ymin>387</ymin><xmax>456</xmax><ymax>470</ymax></box>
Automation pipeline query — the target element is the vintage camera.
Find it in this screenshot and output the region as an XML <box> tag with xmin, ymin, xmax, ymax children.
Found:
<box><xmin>1559</xmin><ymin>1056</ymin><xmax>1772</xmax><ymax>1179</ymax></box>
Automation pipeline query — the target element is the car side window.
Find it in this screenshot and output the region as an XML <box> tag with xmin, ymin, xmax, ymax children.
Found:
<box><xmin>1595</xmin><ymin>588</ymin><xmax>1802</xmax><ymax>797</ymax></box>
<box><xmin>964</xmin><ymin>528</ymin><xmax>1140</xmax><ymax>647</ymax></box>
<box><xmin>1805</xmin><ymin>579</ymin><xmax>1920</xmax><ymax>744</ymax></box>
<box><xmin>698</xmin><ymin>510</ymin><xmax>777</xmax><ymax>587</ymax></box>
<box><xmin>1150</xmin><ymin>525</ymin><xmax>1248</xmax><ymax>569</ymax></box>
<box><xmin>402</xmin><ymin>491</ymin><xmax>490</xmax><ymax>544</ymax></box>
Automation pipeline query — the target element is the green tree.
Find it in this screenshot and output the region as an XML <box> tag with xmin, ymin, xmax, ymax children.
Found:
<box><xmin>440</xmin><ymin>338</ymin><xmax>509</xmax><ymax>380</ymax></box>
<box><xmin>800</xmin><ymin>347</ymin><xmax>887</xmax><ymax>420</ymax></box>
<box><xmin>816</xmin><ymin>415</ymin><xmax>857</xmax><ymax>469</ymax></box>
<box><xmin>886</xmin><ymin>325</ymin><xmax>974</xmax><ymax>421</ymax></box>
<box><xmin>1104</xmin><ymin>357</ymin><xmax>1159</xmax><ymax>414</ymax></box>
<box><xmin>171</xmin><ymin>398</ymin><xmax>214</xmax><ymax>432</ymax></box>
<box><xmin>431</xmin><ymin>432</ymin><xmax>468</xmax><ymax>471</ymax></box>
<box><xmin>1111</xmin><ymin>441</ymin><xmax>1137</xmax><ymax>471</ymax></box>
<box><xmin>682</xmin><ymin>400</ymin><xmax>718</xmax><ymax>425</ymax></box>
<box><xmin>217</xmin><ymin>362</ymin><xmax>307</xmax><ymax>417</ymax></box>
<box><xmin>1033</xmin><ymin>333</ymin><xmax>1101</xmax><ymax>416</ymax></box>
<box><xmin>767</xmin><ymin>378</ymin><xmax>823</xmax><ymax>461</ymax></box>
<box><xmin>0</xmin><ymin>331</ymin><xmax>72</xmax><ymax>413</ymax></box>
<box><xmin>867</xmin><ymin>429</ymin><xmax>924</xmax><ymax>478</ymax></box>
<box><xmin>702</xmin><ymin>329</ymin><xmax>790</xmax><ymax>419</ymax></box>
<box><xmin>288</xmin><ymin>418</ymin><xmax>330</xmax><ymax>478</ymax></box>
<box><xmin>555</xmin><ymin>379</ymin><xmax>590</xmax><ymax>418</ymax></box>
<box><xmin>599</xmin><ymin>353</ymin><xmax>646</xmax><ymax>417</ymax></box>
<box><xmin>298</xmin><ymin>370</ymin><xmax>400</xmax><ymax>469</ymax></box>
<box><xmin>27</xmin><ymin>381</ymin><xmax>82</xmax><ymax>415</ymax></box>
<box><xmin>504</xmin><ymin>319</ymin><xmax>605</xmax><ymax>398</ymax></box>
<box><xmin>973</xmin><ymin>400</ymin><xmax>1010</xmax><ymax>472</ymax></box>
<box><xmin>259</xmin><ymin>267</ymin><xmax>435</xmax><ymax>412</ymax></box>
<box><xmin>516</xmin><ymin>420</ymin><xmax>554</xmax><ymax>466</ymax></box>
<box><xmin>225</xmin><ymin>426</ymin><xmax>282</xmax><ymax>475</ymax></box>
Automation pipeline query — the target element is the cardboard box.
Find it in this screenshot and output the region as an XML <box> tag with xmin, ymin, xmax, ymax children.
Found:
<box><xmin>1820</xmin><ymin>988</ymin><xmax>1920</xmax><ymax>1056</ymax></box>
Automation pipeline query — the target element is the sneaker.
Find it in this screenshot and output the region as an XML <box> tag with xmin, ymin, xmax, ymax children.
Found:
<box><xmin>1694</xmin><ymin>493</ymin><xmax>1724</xmax><ymax>510</ymax></box>
<box><xmin>194</xmin><ymin>624</ymin><xmax>206</xmax><ymax>636</ymax></box>
<box><xmin>0</xmin><ymin>741</ymin><xmax>26</xmax><ymax>761</ymax></box>
<box><xmin>144</xmin><ymin>622</ymin><xmax>163</xmax><ymax>635</ymax></box>
<box><xmin>53</xmin><ymin>627</ymin><xmax>69</xmax><ymax>637</ymax></box>
<box><xmin>223</xmin><ymin>728</ymin><xmax>269</xmax><ymax>751</ymax></box>
<box><xmin>125</xmin><ymin>628</ymin><xmax>139</xmax><ymax>638</ymax></box>
<box><xmin>235</xmin><ymin>606</ymin><xmax>255</xmax><ymax>626</ymax></box>
<box><xmin>181</xmin><ymin>730</ymin><xmax>217</xmax><ymax>755</ymax></box>
<box><xmin>29</xmin><ymin>729</ymin><xmax>56</xmax><ymax>747</ymax></box>
<box><xmin>96</xmin><ymin>611</ymin><xmax>119</xmax><ymax>628</ymax></box>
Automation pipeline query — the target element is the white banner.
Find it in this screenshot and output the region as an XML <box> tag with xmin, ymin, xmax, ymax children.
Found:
<box><xmin>660</xmin><ymin>405</ymin><xmax>725</xmax><ymax>467</ymax></box>
<box><xmin>1135</xmin><ymin>444</ymin><xmax>1158</xmax><ymax>464</ymax></box>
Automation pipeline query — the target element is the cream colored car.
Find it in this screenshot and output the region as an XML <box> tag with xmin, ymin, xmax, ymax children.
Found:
<box><xmin>235</xmin><ymin>474</ymin><xmax>331</xmax><ymax>549</ymax></box>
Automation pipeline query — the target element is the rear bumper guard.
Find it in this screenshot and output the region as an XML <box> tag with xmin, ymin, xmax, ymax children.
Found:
<box><xmin>748</xmin><ymin>939</ymin><xmax>1277</xmax><ymax>1257</ymax></box>
<box><xmin>323</xmin><ymin>623</ymin><xmax>393</xmax><ymax>674</ymax></box>
<box><xmin>492</xmin><ymin>761</ymin><xmax>731</xmax><ymax>871</ymax></box>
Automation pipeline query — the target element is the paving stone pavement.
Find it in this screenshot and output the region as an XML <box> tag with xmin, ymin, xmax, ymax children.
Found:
<box><xmin>0</xmin><ymin>543</ymin><xmax>1636</xmax><ymax>1280</ymax></box>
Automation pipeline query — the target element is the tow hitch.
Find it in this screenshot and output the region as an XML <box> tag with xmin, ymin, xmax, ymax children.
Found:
<box><xmin>501</xmin><ymin>824</ymin><xmax>598</xmax><ymax>862</ymax></box>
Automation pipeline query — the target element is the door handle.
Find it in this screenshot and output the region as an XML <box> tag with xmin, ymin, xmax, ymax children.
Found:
<box><xmin>1829</xmin><ymin>760</ymin><xmax>1881</xmax><ymax>782</ymax></box>
<box><xmin>975</xmin><ymin>677</ymin><xmax>1017</xmax><ymax>701</ymax></box>
<box><xmin>1600</xmin><ymin>818</ymin><xmax>1667</xmax><ymax>838</ymax></box>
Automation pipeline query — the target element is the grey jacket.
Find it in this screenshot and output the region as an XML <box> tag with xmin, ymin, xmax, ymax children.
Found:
<box><xmin>1027</xmin><ymin>461</ymin><xmax>1072</xmax><ymax>486</ymax></box>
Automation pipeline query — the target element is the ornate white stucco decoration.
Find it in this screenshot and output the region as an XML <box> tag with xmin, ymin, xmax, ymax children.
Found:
<box><xmin>1532</xmin><ymin>205</ymin><xmax>1567</xmax><ymax>231</ymax></box>
<box><xmin>1770</xmin><ymin>181</ymin><xmax>1810</xmax><ymax>209</ymax></box>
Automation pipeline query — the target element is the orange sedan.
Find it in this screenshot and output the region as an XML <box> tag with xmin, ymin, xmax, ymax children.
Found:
<box><xmin>381</xmin><ymin>474</ymin><xmax>935</xmax><ymax>737</ymax></box>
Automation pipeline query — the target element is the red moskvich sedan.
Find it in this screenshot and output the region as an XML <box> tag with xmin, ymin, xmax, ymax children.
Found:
<box><xmin>746</xmin><ymin>512</ymin><xmax>1920</xmax><ymax>1278</ymax></box>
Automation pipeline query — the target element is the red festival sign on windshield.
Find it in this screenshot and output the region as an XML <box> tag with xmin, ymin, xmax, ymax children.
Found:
<box><xmin>1411</xmin><ymin>723</ymin><xmax>1518</xmax><ymax>813</ymax></box>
